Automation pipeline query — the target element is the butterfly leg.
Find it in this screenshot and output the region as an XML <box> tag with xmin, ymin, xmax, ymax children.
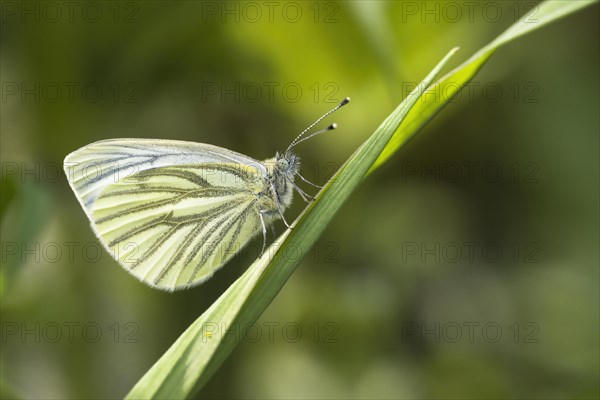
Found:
<box><xmin>271</xmin><ymin>184</ymin><xmax>292</xmax><ymax>229</ymax></box>
<box><xmin>289</xmin><ymin>179</ymin><xmax>314</xmax><ymax>203</ymax></box>
<box><xmin>259</xmin><ymin>210</ymin><xmax>268</xmax><ymax>256</ymax></box>
<box><xmin>296</xmin><ymin>172</ymin><xmax>324</xmax><ymax>189</ymax></box>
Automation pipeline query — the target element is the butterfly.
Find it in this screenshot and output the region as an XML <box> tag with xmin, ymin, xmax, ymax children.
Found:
<box><xmin>63</xmin><ymin>98</ymin><xmax>349</xmax><ymax>291</ymax></box>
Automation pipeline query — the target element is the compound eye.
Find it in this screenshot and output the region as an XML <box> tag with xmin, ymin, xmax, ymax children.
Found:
<box><xmin>277</xmin><ymin>159</ymin><xmax>288</xmax><ymax>169</ymax></box>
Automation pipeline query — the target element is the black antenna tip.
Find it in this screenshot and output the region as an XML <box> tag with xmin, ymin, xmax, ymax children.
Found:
<box><xmin>340</xmin><ymin>97</ymin><xmax>351</xmax><ymax>106</ymax></box>
<box><xmin>328</xmin><ymin>123</ymin><xmax>337</xmax><ymax>130</ymax></box>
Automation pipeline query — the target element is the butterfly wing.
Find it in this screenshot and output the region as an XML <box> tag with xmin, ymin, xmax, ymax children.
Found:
<box><xmin>64</xmin><ymin>139</ymin><xmax>268</xmax><ymax>290</ymax></box>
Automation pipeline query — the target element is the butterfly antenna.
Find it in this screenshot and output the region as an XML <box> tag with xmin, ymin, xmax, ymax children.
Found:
<box><xmin>286</xmin><ymin>97</ymin><xmax>350</xmax><ymax>153</ymax></box>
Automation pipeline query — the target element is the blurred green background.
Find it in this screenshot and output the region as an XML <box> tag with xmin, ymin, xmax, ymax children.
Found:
<box><xmin>1</xmin><ymin>1</ymin><xmax>598</xmax><ymax>398</ymax></box>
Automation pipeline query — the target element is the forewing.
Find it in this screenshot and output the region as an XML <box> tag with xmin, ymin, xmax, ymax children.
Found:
<box><xmin>90</xmin><ymin>163</ymin><xmax>264</xmax><ymax>290</ymax></box>
<box><xmin>64</xmin><ymin>139</ymin><xmax>269</xmax><ymax>290</ymax></box>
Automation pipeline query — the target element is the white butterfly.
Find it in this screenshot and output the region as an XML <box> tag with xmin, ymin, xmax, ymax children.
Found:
<box><xmin>63</xmin><ymin>98</ymin><xmax>349</xmax><ymax>291</ymax></box>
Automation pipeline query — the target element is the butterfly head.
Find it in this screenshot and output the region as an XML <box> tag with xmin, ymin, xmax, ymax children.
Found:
<box><xmin>275</xmin><ymin>151</ymin><xmax>300</xmax><ymax>178</ymax></box>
